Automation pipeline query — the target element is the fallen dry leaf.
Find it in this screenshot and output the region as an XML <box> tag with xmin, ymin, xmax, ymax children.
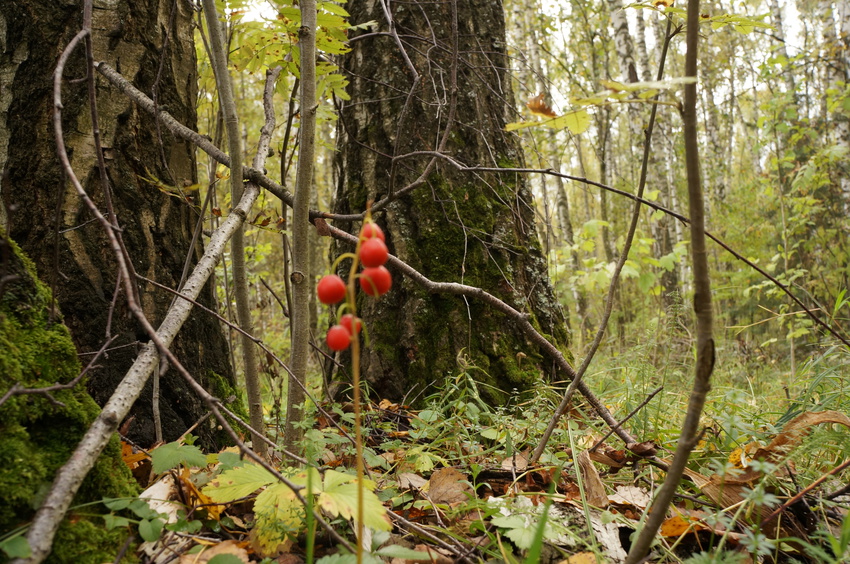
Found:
<box><xmin>398</xmin><ymin>472</ymin><xmax>428</xmax><ymax>490</ymax></box>
<box><xmin>576</xmin><ymin>450</ymin><xmax>608</xmax><ymax>508</ymax></box>
<box><xmin>500</xmin><ymin>452</ymin><xmax>529</xmax><ymax>471</ymax></box>
<box><xmin>426</xmin><ymin>467</ymin><xmax>473</xmax><ymax>504</ymax></box>
<box><xmin>558</xmin><ymin>552</ymin><xmax>598</xmax><ymax>564</ymax></box>
<box><xmin>179</xmin><ymin>540</ymin><xmax>250</xmax><ymax>564</ymax></box>
<box><xmin>178</xmin><ymin>467</ymin><xmax>222</xmax><ymax>520</ymax></box>
<box><xmin>608</xmin><ymin>485</ymin><xmax>651</xmax><ymax>509</ymax></box>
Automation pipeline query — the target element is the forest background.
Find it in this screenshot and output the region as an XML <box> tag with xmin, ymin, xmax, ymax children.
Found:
<box><xmin>0</xmin><ymin>0</ymin><xmax>849</xmax><ymax>562</ymax></box>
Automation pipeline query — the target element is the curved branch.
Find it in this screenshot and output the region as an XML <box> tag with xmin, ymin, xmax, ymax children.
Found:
<box><xmin>96</xmin><ymin>62</ymin><xmax>849</xmax><ymax>352</ymax></box>
<box><xmin>325</xmin><ymin>225</ymin><xmax>639</xmax><ymax>447</ymax></box>
<box><xmin>626</xmin><ymin>1</ymin><xmax>714</xmax><ymax>559</ymax></box>
<box><xmin>531</xmin><ymin>15</ymin><xmax>675</xmax><ymax>463</ymax></box>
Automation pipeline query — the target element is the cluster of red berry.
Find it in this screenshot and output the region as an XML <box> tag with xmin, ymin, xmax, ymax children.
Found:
<box><xmin>316</xmin><ymin>223</ymin><xmax>392</xmax><ymax>351</ymax></box>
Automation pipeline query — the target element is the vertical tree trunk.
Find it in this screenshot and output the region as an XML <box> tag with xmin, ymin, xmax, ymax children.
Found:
<box><xmin>768</xmin><ymin>0</ymin><xmax>798</xmax><ymax>96</ymax></box>
<box><xmin>334</xmin><ymin>0</ymin><xmax>568</xmax><ymax>404</ymax></box>
<box><xmin>817</xmin><ymin>0</ymin><xmax>850</xmax><ymax>210</ymax></box>
<box><xmin>1</xmin><ymin>0</ymin><xmax>236</xmax><ymax>449</ymax></box>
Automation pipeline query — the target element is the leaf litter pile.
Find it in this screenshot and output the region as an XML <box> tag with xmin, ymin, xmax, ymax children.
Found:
<box><xmin>118</xmin><ymin>391</ymin><xmax>850</xmax><ymax>564</ymax></box>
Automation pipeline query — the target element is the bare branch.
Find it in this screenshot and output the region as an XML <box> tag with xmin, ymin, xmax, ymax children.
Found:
<box><xmin>626</xmin><ymin>2</ymin><xmax>715</xmax><ymax>560</ymax></box>
<box><xmin>324</xmin><ymin>224</ymin><xmax>639</xmax><ymax>448</ymax></box>
<box><xmin>93</xmin><ymin>62</ymin><xmax>850</xmax><ymax>350</ymax></box>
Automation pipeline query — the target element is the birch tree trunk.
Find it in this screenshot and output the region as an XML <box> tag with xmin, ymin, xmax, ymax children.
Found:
<box><xmin>0</xmin><ymin>0</ymin><xmax>236</xmax><ymax>449</ymax></box>
<box><xmin>817</xmin><ymin>0</ymin><xmax>850</xmax><ymax>210</ymax></box>
<box><xmin>334</xmin><ymin>0</ymin><xmax>569</xmax><ymax>404</ymax></box>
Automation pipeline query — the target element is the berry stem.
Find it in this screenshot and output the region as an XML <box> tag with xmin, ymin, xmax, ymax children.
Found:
<box><xmin>346</xmin><ymin>216</ymin><xmax>367</xmax><ymax>560</ymax></box>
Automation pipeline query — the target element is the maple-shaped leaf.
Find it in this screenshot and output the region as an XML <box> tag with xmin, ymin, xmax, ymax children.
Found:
<box><xmin>203</xmin><ymin>463</ymin><xmax>276</xmax><ymax>502</ymax></box>
<box><xmin>318</xmin><ymin>470</ymin><xmax>391</xmax><ymax>531</ymax></box>
<box><xmin>526</xmin><ymin>93</ymin><xmax>557</xmax><ymax>118</ymax></box>
<box><xmin>491</xmin><ymin>514</ymin><xmax>538</xmax><ymax>549</ymax></box>
<box><xmin>255</xmin><ymin>483</ymin><xmax>299</xmax><ymax>526</ymax></box>
<box><xmin>151</xmin><ymin>441</ymin><xmax>208</xmax><ymax>474</ymax></box>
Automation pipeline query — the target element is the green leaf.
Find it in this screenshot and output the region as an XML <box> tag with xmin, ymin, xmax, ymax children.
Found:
<box><xmin>507</xmin><ymin>109</ymin><xmax>591</xmax><ymax>134</ymax></box>
<box><xmin>278</xmin><ymin>7</ymin><xmax>301</xmax><ymax>22</ymax></box>
<box><xmin>491</xmin><ymin>514</ymin><xmax>526</xmax><ymax>529</ymax></box>
<box><xmin>151</xmin><ymin>441</ymin><xmax>208</xmax><ymax>473</ymax></box>
<box><xmin>103</xmin><ymin>514</ymin><xmax>131</xmax><ymax>529</ymax></box>
<box><xmin>319</xmin><ymin>2</ymin><xmax>350</xmax><ymax>16</ymax></box>
<box><xmin>480</xmin><ymin>427</ymin><xmax>500</xmax><ymax>440</ymax></box>
<box><xmin>787</xmin><ymin>327</ymin><xmax>810</xmax><ymax>340</ymax></box>
<box><xmin>128</xmin><ymin>498</ymin><xmax>159</xmax><ymax>520</ymax></box>
<box><xmin>621</xmin><ymin>262</ymin><xmax>639</xmax><ymax>278</ymax></box>
<box><xmin>638</xmin><ymin>272</ymin><xmax>656</xmax><ymax>294</ymax></box>
<box><xmin>0</xmin><ymin>535</ymin><xmax>31</xmax><ymax>559</ymax></box>
<box><xmin>319</xmin><ymin>470</ymin><xmax>392</xmax><ymax>531</ymax></box>
<box><xmin>138</xmin><ymin>518</ymin><xmax>164</xmax><ymax>543</ymax></box>
<box><xmin>317</xmin><ymin>12</ymin><xmax>346</xmax><ymax>27</ymax></box>
<box><xmin>500</xmin><ymin>521</ymin><xmax>537</xmax><ymax>549</ymax></box>
<box><xmin>203</xmin><ymin>463</ymin><xmax>276</xmax><ymax>502</ymax></box>
<box><xmin>254</xmin><ymin>483</ymin><xmax>302</xmax><ymax>553</ymax></box>
<box><xmin>217</xmin><ymin>451</ymin><xmax>245</xmax><ymax>471</ymax></box>
<box><xmin>102</xmin><ymin>497</ymin><xmax>132</xmax><ymax>511</ymax></box>
<box><xmin>418</xmin><ymin>410</ymin><xmax>440</xmax><ymax>423</ymax></box>
<box><xmin>547</xmin><ymin>109</ymin><xmax>591</xmax><ymax>134</ymax></box>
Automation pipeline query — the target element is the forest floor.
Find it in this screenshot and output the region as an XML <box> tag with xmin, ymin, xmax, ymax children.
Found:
<box><xmin>109</xmin><ymin>344</ymin><xmax>850</xmax><ymax>564</ymax></box>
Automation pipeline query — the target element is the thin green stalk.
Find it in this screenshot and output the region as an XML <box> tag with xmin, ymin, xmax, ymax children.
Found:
<box><xmin>346</xmin><ymin>234</ymin><xmax>366</xmax><ymax>563</ymax></box>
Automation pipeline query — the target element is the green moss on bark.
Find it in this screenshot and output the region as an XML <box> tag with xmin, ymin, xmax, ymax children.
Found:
<box><xmin>0</xmin><ymin>233</ymin><xmax>138</xmax><ymax>560</ymax></box>
<box><xmin>207</xmin><ymin>368</ymin><xmax>249</xmax><ymax>443</ymax></box>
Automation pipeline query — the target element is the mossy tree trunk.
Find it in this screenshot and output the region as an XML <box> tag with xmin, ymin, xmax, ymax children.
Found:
<box><xmin>0</xmin><ymin>0</ymin><xmax>236</xmax><ymax>448</ymax></box>
<box><xmin>333</xmin><ymin>0</ymin><xmax>569</xmax><ymax>404</ymax></box>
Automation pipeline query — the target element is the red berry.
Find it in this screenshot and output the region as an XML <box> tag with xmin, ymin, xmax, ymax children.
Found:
<box><xmin>326</xmin><ymin>325</ymin><xmax>351</xmax><ymax>351</ymax></box>
<box><xmin>317</xmin><ymin>275</ymin><xmax>347</xmax><ymax>304</ymax></box>
<box><xmin>340</xmin><ymin>314</ymin><xmax>362</xmax><ymax>335</ymax></box>
<box><xmin>359</xmin><ymin>266</ymin><xmax>392</xmax><ymax>297</ymax></box>
<box><xmin>359</xmin><ymin>238</ymin><xmax>389</xmax><ymax>267</ymax></box>
<box><xmin>359</xmin><ymin>223</ymin><xmax>385</xmax><ymax>242</ymax></box>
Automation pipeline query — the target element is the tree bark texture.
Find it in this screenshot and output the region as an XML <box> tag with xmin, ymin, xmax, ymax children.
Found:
<box><xmin>0</xmin><ymin>0</ymin><xmax>236</xmax><ymax>448</ymax></box>
<box><xmin>334</xmin><ymin>0</ymin><xmax>569</xmax><ymax>404</ymax></box>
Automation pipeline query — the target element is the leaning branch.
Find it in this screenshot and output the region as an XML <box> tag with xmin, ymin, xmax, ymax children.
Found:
<box><xmin>531</xmin><ymin>15</ymin><xmax>676</xmax><ymax>464</ymax></box>
<box><xmin>16</xmin><ymin>22</ymin><xmax>263</xmax><ymax>560</ymax></box>
<box><xmin>95</xmin><ymin>63</ymin><xmax>850</xmax><ymax>350</ymax></box>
